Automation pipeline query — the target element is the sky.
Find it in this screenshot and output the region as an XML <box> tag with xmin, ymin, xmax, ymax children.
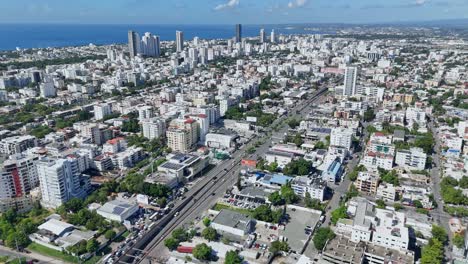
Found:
<box><xmin>0</xmin><ymin>0</ymin><xmax>467</xmax><ymax>24</ymax></box>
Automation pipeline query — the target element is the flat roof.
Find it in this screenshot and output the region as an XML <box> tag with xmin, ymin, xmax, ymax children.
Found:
<box><xmin>97</xmin><ymin>199</ymin><xmax>137</xmax><ymax>216</ymax></box>
<box><xmin>212</xmin><ymin>209</ymin><xmax>252</xmax><ymax>230</ymax></box>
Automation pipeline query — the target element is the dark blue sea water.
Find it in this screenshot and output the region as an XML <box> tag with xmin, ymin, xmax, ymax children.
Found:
<box><xmin>0</xmin><ymin>24</ymin><xmax>327</xmax><ymax>51</ymax></box>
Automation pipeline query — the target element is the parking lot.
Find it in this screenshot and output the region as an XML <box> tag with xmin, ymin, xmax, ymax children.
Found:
<box><xmin>279</xmin><ymin>207</ymin><xmax>322</xmax><ymax>253</ymax></box>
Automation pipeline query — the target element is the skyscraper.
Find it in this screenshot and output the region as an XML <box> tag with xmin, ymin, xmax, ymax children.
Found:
<box><xmin>270</xmin><ymin>29</ymin><xmax>276</xmax><ymax>43</ymax></box>
<box><xmin>141</xmin><ymin>32</ymin><xmax>160</xmax><ymax>57</ymax></box>
<box><xmin>176</xmin><ymin>31</ymin><xmax>184</xmax><ymax>52</ymax></box>
<box><xmin>128</xmin><ymin>30</ymin><xmax>140</xmax><ymax>58</ymax></box>
<box><xmin>235</xmin><ymin>24</ymin><xmax>242</xmax><ymax>43</ymax></box>
<box><xmin>260</xmin><ymin>28</ymin><xmax>266</xmax><ymax>43</ymax></box>
<box><xmin>343</xmin><ymin>67</ymin><xmax>358</xmax><ymax>96</ymax></box>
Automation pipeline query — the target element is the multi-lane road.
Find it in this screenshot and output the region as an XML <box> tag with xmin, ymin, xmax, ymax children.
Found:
<box><xmin>113</xmin><ymin>87</ymin><xmax>328</xmax><ymax>264</ymax></box>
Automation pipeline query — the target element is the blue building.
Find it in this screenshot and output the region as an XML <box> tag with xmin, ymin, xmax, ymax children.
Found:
<box><xmin>321</xmin><ymin>159</ymin><xmax>343</xmax><ymax>182</ymax></box>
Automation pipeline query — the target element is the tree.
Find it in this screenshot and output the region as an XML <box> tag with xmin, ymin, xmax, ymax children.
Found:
<box><xmin>459</xmin><ymin>176</ymin><xmax>468</xmax><ymax>189</ymax></box>
<box><xmin>201</xmin><ymin>227</ymin><xmax>218</xmax><ymax>241</ymax></box>
<box><xmin>394</xmin><ymin>203</ymin><xmax>404</xmax><ymax>211</ymax></box>
<box><xmin>172</xmin><ymin>228</ymin><xmax>188</xmax><ymax>242</ymax></box>
<box><xmin>280</xmin><ymin>184</ymin><xmax>298</xmax><ymax>204</ymax></box>
<box><xmin>292</xmin><ymin>133</ymin><xmax>303</xmax><ymax>147</ymax></box>
<box><xmin>193</xmin><ymin>243</ymin><xmax>212</xmax><ymax>261</ymax></box>
<box><xmin>413</xmin><ymin>200</ymin><xmax>423</xmax><ymax>208</ymax></box>
<box><xmin>420</xmin><ymin>239</ymin><xmax>444</xmax><ymax>264</ymax></box>
<box><xmin>313</xmin><ymin>227</ymin><xmax>336</xmax><ymax>251</ymax></box>
<box><xmin>431</xmin><ymin>225</ymin><xmax>448</xmax><ymax>245</ymax></box>
<box><xmin>304</xmin><ymin>192</ymin><xmax>323</xmax><ymax>211</ymax></box>
<box><xmin>86</xmin><ymin>238</ymin><xmax>99</xmax><ymax>253</ymax></box>
<box><xmin>287</xmin><ymin>118</ymin><xmax>300</xmax><ymax>129</ymax></box>
<box><xmin>269</xmin><ymin>241</ymin><xmax>289</xmax><ymax>254</ymax></box>
<box><xmin>380</xmin><ymin>169</ymin><xmax>399</xmax><ymax>186</ymax></box>
<box><xmin>224</xmin><ymin>250</ymin><xmax>242</xmax><ymax>264</ymax></box>
<box><xmin>283</xmin><ymin>158</ymin><xmax>312</xmax><ymax>176</ymax></box>
<box><xmin>363</xmin><ymin>109</ymin><xmax>375</xmax><ymax>122</ymax></box>
<box><xmin>268</xmin><ymin>191</ymin><xmax>285</xmax><ymax>206</ymax></box>
<box><xmin>376</xmin><ymin>199</ymin><xmax>386</xmax><ymax>209</ymax></box>
<box><xmin>5</xmin><ymin>231</ymin><xmax>29</xmax><ymax>249</ymax></box>
<box><xmin>331</xmin><ymin>206</ymin><xmax>348</xmax><ymax>225</ymax></box>
<box><xmin>453</xmin><ymin>233</ymin><xmax>465</xmax><ymax>248</ymax></box>
<box><xmin>104</xmin><ymin>230</ymin><xmax>116</xmax><ymax>240</ymax></box>
<box><xmin>203</xmin><ymin>217</ymin><xmax>211</xmax><ymax>227</ymax></box>
<box><xmin>267</xmin><ymin>162</ymin><xmax>278</xmax><ymax>172</ymax></box>
<box><xmin>164</xmin><ymin>238</ymin><xmax>179</xmax><ymax>251</ymax></box>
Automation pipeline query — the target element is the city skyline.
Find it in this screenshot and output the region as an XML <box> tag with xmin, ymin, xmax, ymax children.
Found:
<box><xmin>1</xmin><ymin>0</ymin><xmax>467</xmax><ymax>24</ymax></box>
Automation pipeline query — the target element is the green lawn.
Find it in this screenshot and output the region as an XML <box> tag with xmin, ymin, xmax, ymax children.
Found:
<box><xmin>83</xmin><ymin>255</ymin><xmax>102</xmax><ymax>264</ymax></box>
<box><xmin>27</xmin><ymin>243</ymin><xmax>79</xmax><ymax>263</ymax></box>
<box><xmin>213</xmin><ymin>203</ymin><xmax>254</xmax><ymax>216</ymax></box>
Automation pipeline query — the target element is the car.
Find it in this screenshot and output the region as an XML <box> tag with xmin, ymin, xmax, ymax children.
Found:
<box><xmin>211</xmin><ymin>192</ymin><xmax>216</xmax><ymax>196</ymax></box>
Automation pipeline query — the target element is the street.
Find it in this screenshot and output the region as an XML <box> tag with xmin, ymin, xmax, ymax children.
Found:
<box><xmin>114</xmin><ymin>87</ymin><xmax>329</xmax><ymax>264</ymax></box>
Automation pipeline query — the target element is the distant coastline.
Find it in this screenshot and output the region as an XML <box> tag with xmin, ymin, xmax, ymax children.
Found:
<box><xmin>0</xmin><ymin>24</ymin><xmax>332</xmax><ymax>51</ymax></box>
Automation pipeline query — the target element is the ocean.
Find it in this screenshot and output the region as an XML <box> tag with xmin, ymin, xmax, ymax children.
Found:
<box><xmin>0</xmin><ymin>24</ymin><xmax>328</xmax><ymax>51</ymax></box>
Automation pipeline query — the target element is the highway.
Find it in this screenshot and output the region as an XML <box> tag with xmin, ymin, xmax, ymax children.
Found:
<box><xmin>113</xmin><ymin>86</ymin><xmax>329</xmax><ymax>264</ymax></box>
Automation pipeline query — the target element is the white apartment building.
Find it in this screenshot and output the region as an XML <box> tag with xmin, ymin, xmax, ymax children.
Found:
<box><xmin>291</xmin><ymin>176</ymin><xmax>327</xmax><ymax>202</ymax></box>
<box><xmin>37</xmin><ymin>158</ymin><xmax>89</xmax><ymax>208</ymax></box>
<box><xmin>330</xmin><ymin>127</ymin><xmax>354</xmax><ymax>150</ymax></box>
<box><xmin>343</xmin><ymin>67</ymin><xmax>358</xmax><ymax>96</ymax></box>
<box><xmin>39</xmin><ymin>77</ymin><xmax>56</xmax><ymax>98</ymax></box>
<box><xmin>395</xmin><ymin>147</ymin><xmax>427</xmax><ymax>170</ymax></box>
<box><xmin>0</xmin><ymin>154</ymin><xmax>39</xmax><ymax>212</ymax></box>
<box><xmin>405</xmin><ymin>107</ymin><xmax>426</xmax><ymax>128</ymax></box>
<box><xmin>142</xmin><ymin>118</ymin><xmax>166</xmax><ymax>140</ymax></box>
<box><xmin>0</xmin><ymin>135</ymin><xmax>37</xmax><ymax>155</ymax></box>
<box><xmin>376</xmin><ymin>183</ymin><xmax>396</xmax><ymax>202</ymax></box>
<box><xmin>137</xmin><ymin>105</ymin><xmax>154</xmax><ymax>120</ymax></box>
<box><xmin>372</xmin><ymin>209</ymin><xmax>409</xmax><ymax>250</ymax></box>
<box><xmin>361</xmin><ymin>152</ymin><xmax>394</xmax><ymax>170</ymax></box>
<box><xmin>94</xmin><ymin>103</ymin><xmax>112</xmax><ymax>120</ymax></box>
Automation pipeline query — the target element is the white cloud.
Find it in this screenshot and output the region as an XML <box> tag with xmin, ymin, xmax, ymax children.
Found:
<box><xmin>414</xmin><ymin>0</ymin><xmax>428</xmax><ymax>6</ymax></box>
<box><xmin>288</xmin><ymin>0</ymin><xmax>308</xmax><ymax>8</ymax></box>
<box><xmin>214</xmin><ymin>0</ymin><xmax>240</xmax><ymax>11</ymax></box>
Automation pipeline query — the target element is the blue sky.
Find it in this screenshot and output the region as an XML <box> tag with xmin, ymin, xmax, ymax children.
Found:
<box><xmin>1</xmin><ymin>0</ymin><xmax>467</xmax><ymax>24</ymax></box>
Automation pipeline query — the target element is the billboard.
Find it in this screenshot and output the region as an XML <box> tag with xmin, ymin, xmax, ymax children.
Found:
<box><xmin>241</xmin><ymin>159</ymin><xmax>257</xmax><ymax>167</ymax></box>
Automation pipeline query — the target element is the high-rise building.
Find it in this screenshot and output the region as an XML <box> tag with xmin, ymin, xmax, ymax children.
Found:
<box><xmin>330</xmin><ymin>127</ymin><xmax>354</xmax><ymax>150</ymax></box>
<box><xmin>39</xmin><ymin>76</ymin><xmax>56</xmax><ymax>98</ymax></box>
<box><xmin>128</xmin><ymin>30</ymin><xmax>140</xmax><ymax>58</ymax></box>
<box><xmin>142</xmin><ymin>118</ymin><xmax>166</xmax><ymax>140</ymax></box>
<box><xmin>0</xmin><ymin>154</ymin><xmax>39</xmax><ymax>200</ymax></box>
<box><xmin>94</xmin><ymin>103</ymin><xmax>112</xmax><ymax>120</ymax></box>
<box><xmin>260</xmin><ymin>28</ymin><xmax>266</xmax><ymax>43</ymax></box>
<box><xmin>166</xmin><ymin>118</ymin><xmax>199</xmax><ymax>152</ymax></box>
<box><xmin>343</xmin><ymin>67</ymin><xmax>358</xmax><ymax>96</ymax></box>
<box><xmin>235</xmin><ymin>24</ymin><xmax>242</xmax><ymax>43</ymax></box>
<box><xmin>176</xmin><ymin>31</ymin><xmax>184</xmax><ymax>52</ymax></box>
<box><xmin>270</xmin><ymin>29</ymin><xmax>276</xmax><ymax>43</ymax></box>
<box><xmin>141</xmin><ymin>32</ymin><xmax>161</xmax><ymax>57</ymax></box>
<box><xmin>37</xmin><ymin>157</ymin><xmax>89</xmax><ymax>208</ymax></box>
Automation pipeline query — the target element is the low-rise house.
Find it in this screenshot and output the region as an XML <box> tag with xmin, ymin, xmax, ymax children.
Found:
<box><xmin>211</xmin><ymin>209</ymin><xmax>254</xmax><ymax>237</ymax></box>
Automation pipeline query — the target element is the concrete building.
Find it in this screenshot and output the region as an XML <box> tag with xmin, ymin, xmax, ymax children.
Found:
<box><xmin>211</xmin><ymin>209</ymin><xmax>254</xmax><ymax>237</ymax></box>
<box><xmin>128</xmin><ymin>30</ymin><xmax>140</xmax><ymax>58</ymax></box>
<box><xmin>235</xmin><ymin>24</ymin><xmax>242</xmax><ymax>43</ymax></box>
<box><xmin>93</xmin><ymin>103</ymin><xmax>112</xmax><ymax>120</ymax></box>
<box><xmin>291</xmin><ymin>176</ymin><xmax>327</xmax><ymax>201</ymax></box>
<box><xmin>330</xmin><ymin>127</ymin><xmax>354</xmax><ymax>150</ymax></box>
<box><xmin>343</xmin><ymin>67</ymin><xmax>358</xmax><ymax>96</ymax></box>
<box><xmin>96</xmin><ymin>199</ymin><xmax>139</xmax><ymax>222</ymax></box>
<box><xmin>176</xmin><ymin>31</ymin><xmax>184</xmax><ymax>52</ymax></box>
<box><xmin>142</xmin><ymin>118</ymin><xmax>166</xmax><ymax>140</ymax></box>
<box><xmin>376</xmin><ymin>183</ymin><xmax>396</xmax><ymax>202</ymax></box>
<box><xmin>157</xmin><ymin>152</ymin><xmax>209</xmax><ymax>182</ymax></box>
<box><xmin>0</xmin><ymin>135</ymin><xmax>37</xmax><ymax>155</ymax></box>
<box><xmin>395</xmin><ymin>147</ymin><xmax>427</xmax><ymax>170</ymax></box>
<box><xmin>260</xmin><ymin>28</ymin><xmax>266</xmax><ymax>43</ymax></box>
<box><xmin>37</xmin><ymin>158</ymin><xmax>89</xmax><ymax>208</ymax></box>
<box><xmin>321</xmin><ymin>158</ymin><xmax>344</xmax><ymax>182</ymax></box>
<box><xmin>205</xmin><ymin>132</ymin><xmax>238</xmax><ymax>150</ymax></box>
<box><xmin>372</xmin><ymin>209</ymin><xmax>409</xmax><ymax>250</ymax></box>
<box><xmin>265</xmin><ymin>150</ymin><xmax>294</xmax><ymax>168</ymax></box>
<box><xmin>354</xmin><ymin>172</ymin><xmax>379</xmax><ymax>195</ymax></box>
